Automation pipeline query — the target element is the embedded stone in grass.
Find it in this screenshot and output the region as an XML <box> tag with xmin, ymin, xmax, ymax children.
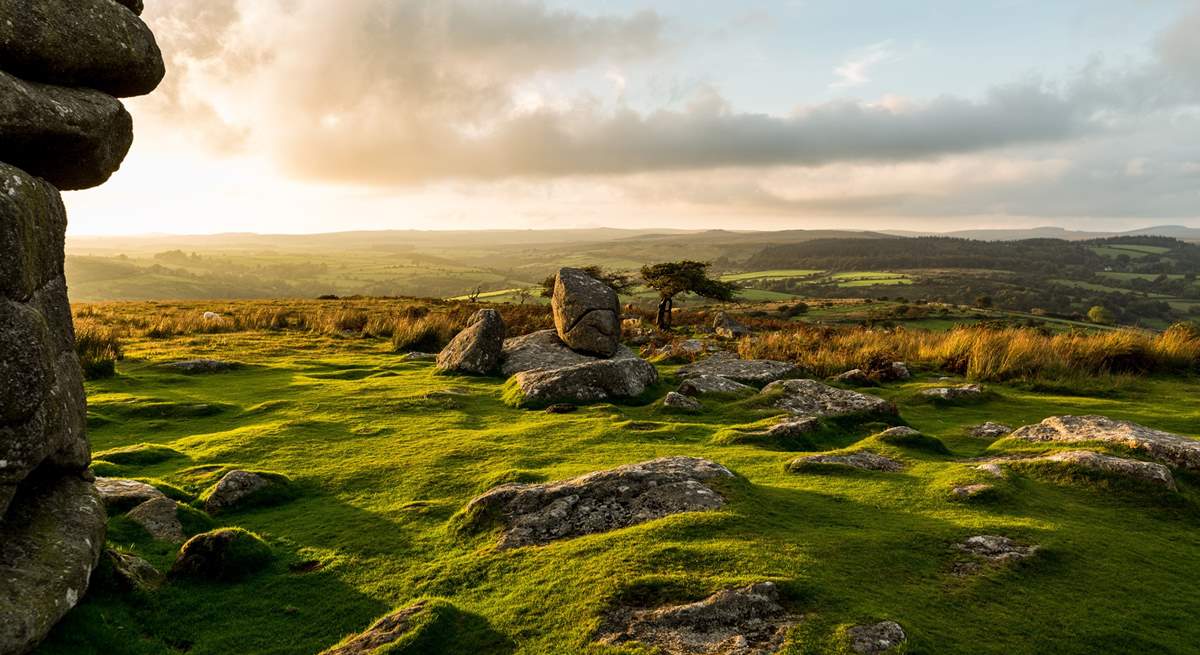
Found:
<box><xmin>877</xmin><ymin>426</ymin><xmax>920</xmax><ymax>439</ymax></box>
<box><xmin>832</xmin><ymin>368</ymin><xmax>871</xmax><ymax>385</ymax></box>
<box><xmin>847</xmin><ymin>621</ymin><xmax>906</xmax><ymax>654</ymax></box>
<box><xmin>319</xmin><ymin>599</ymin><xmax>510</xmax><ymax>655</ymax></box>
<box><xmin>883</xmin><ymin>362</ymin><xmax>911</xmax><ymax>381</ymax></box>
<box><xmin>1017</xmin><ymin>450</ymin><xmax>1177</xmax><ymax>491</ymax></box>
<box><xmin>435</xmin><ymin>308</ymin><xmax>505</xmax><ymax>375</ymax></box>
<box><xmin>968</xmin><ymin>422</ymin><xmax>1012</xmax><ymax>439</ymax></box>
<box><xmin>126</xmin><ymin>497</ymin><xmax>185</xmax><ymax>543</ymax></box>
<box><xmin>1008</xmin><ymin>415</ymin><xmax>1200</xmax><ymax>471</ymax></box>
<box><xmin>398</xmin><ymin>351</ymin><xmax>436</xmax><ymax>362</ymax></box>
<box><xmin>957</xmin><ymin>535</ymin><xmax>1038</xmax><ymax>562</ymax></box>
<box><xmin>761</xmin><ymin>379</ymin><xmax>896</xmax><ymax>420</ymax></box>
<box><xmin>663</xmin><ymin>392</ymin><xmax>702</xmax><ymax>412</ymax></box>
<box><xmin>712</xmin><ymin>311</ymin><xmax>751</xmax><ymax>339</ymax></box>
<box><xmin>920</xmin><ymin>384</ymin><xmax>986</xmax><ymax>400</ymax></box>
<box><xmin>766</xmin><ymin>417</ymin><xmax>821</xmax><ymax>440</ymax></box>
<box><xmin>203</xmin><ymin>470</ymin><xmax>294</xmax><ymax>514</ymax></box>
<box><xmin>170</xmin><ymin>527</ymin><xmax>273</xmax><ymax>581</ymax></box>
<box><xmin>504</xmin><ymin>356</ymin><xmax>658</xmax><ymax>408</ymax></box>
<box><xmin>949</xmin><ymin>484</ymin><xmax>995</xmax><ymax>501</ymax></box>
<box><xmin>678</xmin><ymin>352</ymin><xmax>799</xmax><ymax>387</ymax></box>
<box><xmin>596</xmin><ymin>581</ymin><xmax>795</xmax><ymax>655</ymax></box>
<box><xmin>677</xmin><ymin>374</ymin><xmax>755</xmax><ymax>398</ymax></box>
<box><xmin>160</xmin><ymin>359</ymin><xmax>242</xmax><ymax>374</ymax></box>
<box><xmin>319</xmin><ymin>600</ymin><xmax>433</xmax><ymax>655</ymax></box>
<box><xmin>786</xmin><ymin>451</ymin><xmax>902</xmax><ymax>473</ymax></box>
<box><xmin>975</xmin><ymin>463</ymin><xmax>1005</xmax><ymax>478</ymax></box>
<box><xmin>544</xmin><ymin>403</ymin><xmax>579</xmax><ymax>414</ymax></box>
<box><xmin>459</xmin><ymin>456</ymin><xmax>733</xmax><ymax>549</ymax></box>
<box><xmin>101</xmin><ymin>549</ymin><xmax>163</xmax><ymax>593</ymax></box>
<box><xmin>95</xmin><ymin>477</ymin><xmax>165</xmax><ymax>512</ymax></box>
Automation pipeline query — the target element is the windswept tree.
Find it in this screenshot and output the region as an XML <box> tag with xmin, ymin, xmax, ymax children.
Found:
<box><xmin>640</xmin><ymin>261</ymin><xmax>736</xmax><ymax>330</ymax></box>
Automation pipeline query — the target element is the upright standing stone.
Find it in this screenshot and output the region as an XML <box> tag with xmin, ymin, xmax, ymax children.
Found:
<box><xmin>551</xmin><ymin>267</ymin><xmax>621</xmax><ymax>357</ymax></box>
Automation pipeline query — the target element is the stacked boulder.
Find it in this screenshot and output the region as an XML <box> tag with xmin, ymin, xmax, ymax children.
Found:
<box><xmin>0</xmin><ymin>1</ymin><xmax>163</xmax><ymax>651</ymax></box>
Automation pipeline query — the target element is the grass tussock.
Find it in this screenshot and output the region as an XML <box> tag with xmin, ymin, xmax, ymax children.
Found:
<box><xmin>74</xmin><ymin>318</ymin><xmax>123</xmax><ymax>379</ymax></box>
<box><xmin>739</xmin><ymin>323</ymin><xmax>1200</xmax><ymax>383</ymax></box>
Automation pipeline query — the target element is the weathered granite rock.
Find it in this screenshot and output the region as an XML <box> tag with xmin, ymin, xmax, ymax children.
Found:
<box><xmin>1024</xmin><ymin>450</ymin><xmax>1177</xmax><ymax>490</ymax></box>
<box><xmin>1008</xmin><ymin>415</ymin><xmax>1200</xmax><ymax>471</ymax></box>
<box><xmin>552</xmin><ymin>267</ymin><xmax>621</xmax><ymax>357</ymax></box>
<box><xmin>398</xmin><ymin>351</ymin><xmax>437</xmax><ymax>362</ymax></box>
<box><xmin>501</xmin><ymin>329</ymin><xmax>634</xmax><ymax>376</ymax></box>
<box><xmin>832</xmin><ymin>368</ymin><xmax>870</xmax><ymax>385</ymax></box>
<box><xmin>506</xmin><ymin>355</ymin><xmax>658</xmax><ymax>408</ymax></box>
<box><xmin>126</xmin><ymin>497</ymin><xmax>184</xmax><ymax>542</ymax></box>
<box><xmin>113</xmin><ymin>0</ymin><xmax>144</xmax><ymax>15</ymax></box>
<box><xmin>882</xmin><ymin>361</ymin><xmax>911</xmax><ymax>381</ymax></box>
<box><xmin>848</xmin><ymin>621</ymin><xmax>906</xmax><ymax>654</ymax></box>
<box><xmin>786</xmin><ymin>451</ymin><xmax>902</xmax><ymax>473</ymax></box>
<box><xmin>320</xmin><ymin>601</ymin><xmax>433</xmax><ymax>655</ymax></box>
<box><xmin>677</xmin><ymin>374</ymin><xmax>755</xmax><ymax>398</ymax></box>
<box><xmin>766</xmin><ymin>417</ymin><xmax>821</xmax><ymax>440</ymax></box>
<box><xmin>0</xmin><ymin>162</ymin><xmax>65</xmax><ymax>301</ymax></box>
<box><xmin>712</xmin><ymin>311</ymin><xmax>750</xmax><ymax>339</ymax></box>
<box><xmin>920</xmin><ymin>384</ymin><xmax>986</xmax><ymax>400</ymax></box>
<box><xmin>436</xmin><ymin>308</ymin><xmax>505</xmax><ymax>375</ymax></box>
<box><xmin>762</xmin><ymin>379</ymin><xmax>895</xmax><ymax>419</ymax></box>
<box><xmin>461</xmin><ymin>457</ymin><xmax>733</xmax><ymax>548</ymax></box>
<box><xmin>203</xmin><ymin>470</ymin><xmax>292</xmax><ymax>515</ymax></box>
<box><xmin>877</xmin><ymin>426</ymin><xmax>921</xmax><ymax>439</ymax></box>
<box><xmin>0</xmin><ymin>0</ymin><xmax>165</xmax><ymax>97</ymax></box>
<box><xmin>0</xmin><ymin>71</ymin><xmax>134</xmax><ymax>190</ymax></box>
<box><xmin>102</xmin><ymin>549</ymin><xmax>162</xmax><ymax>592</ymax></box>
<box><xmin>968</xmin><ymin>422</ymin><xmax>1012</xmax><ymax>439</ymax></box>
<box><xmin>949</xmin><ymin>483</ymin><xmax>994</xmax><ymax>500</ymax></box>
<box><xmin>663</xmin><ymin>391</ymin><xmax>702</xmax><ymax>412</ymax></box>
<box><xmin>160</xmin><ymin>359</ymin><xmax>242</xmax><ymax>374</ymax></box>
<box><xmin>678</xmin><ymin>352</ymin><xmax>799</xmax><ymax>387</ymax></box>
<box><xmin>0</xmin><ymin>474</ymin><xmax>105</xmax><ymax>654</ymax></box>
<box><xmin>956</xmin><ymin>535</ymin><xmax>1037</xmax><ymax>562</ymax></box>
<box><xmin>94</xmin><ymin>477</ymin><xmax>164</xmax><ymax>512</ymax></box>
<box><xmin>597</xmin><ymin>582</ymin><xmax>795</xmax><ymax>654</ymax></box>
<box><xmin>170</xmin><ymin>528</ymin><xmax>273</xmax><ymax>581</ymax></box>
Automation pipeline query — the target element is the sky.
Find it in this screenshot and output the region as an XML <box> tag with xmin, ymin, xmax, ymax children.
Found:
<box><xmin>64</xmin><ymin>0</ymin><xmax>1200</xmax><ymax>236</ymax></box>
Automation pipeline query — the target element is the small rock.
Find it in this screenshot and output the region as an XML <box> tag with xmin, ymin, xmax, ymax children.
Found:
<box><xmin>677</xmin><ymin>374</ymin><xmax>755</xmax><ymax>398</ymax></box>
<box><xmin>957</xmin><ymin>535</ymin><xmax>1037</xmax><ymax>562</ymax></box>
<box><xmin>848</xmin><ymin>621</ymin><xmax>906</xmax><ymax>654</ymax></box>
<box><xmin>950</xmin><ymin>484</ymin><xmax>994</xmax><ymax>500</ymax></box>
<box><xmin>766</xmin><ymin>417</ymin><xmax>821</xmax><ymax>439</ymax></box>
<box><xmin>544</xmin><ymin>403</ymin><xmax>578</xmax><ymax>414</ymax></box>
<box><xmin>663</xmin><ymin>391</ymin><xmax>702</xmax><ymax>412</ymax></box>
<box><xmin>436</xmin><ymin>308</ymin><xmax>505</xmax><ymax>375</ymax></box>
<box><xmin>762</xmin><ymin>379</ymin><xmax>896</xmax><ymax>419</ymax></box>
<box><xmin>877</xmin><ymin>426</ymin><xmax>921</xmax><ymax>439</ymax></box>
<box><xmin>320</xmin><ymin>601</ymin><xmax>433</xmax><ymax>655</ymax></box>
<box><xmin>920</xmin><ymin>384</ymin><xmax>986</xmax><ymax>400</ymax></box>
<box><xmin>126</xmin><ymin>497</ymin><xmax>185</xmax><ymax>542</ymax></box>
<box><xmin>460</xmin><ymin>457</ymin><xmax>733</xmax><ymax>548</ymax></box>
<box><xmin>832</xmin><ymin>368</ymin><xmax>870</xmax><ymax>385</ymax></box>
<box><xmin>161</xmin><ymin>359</ymin><xmax>241</xmax><ymax>374</ymax></box>
<box><xmin>968</xmin><ymin>422</ymin><xmax>1012</xmax><ymax>439</ymax></box>
<box><xmin>203</xmin><ymin>470</ymin><xmax>292</xmax><ymax>514</ymax></box>
<box><xmin>95</xmin><ymin>477</ymin><xmax>165</xmax><ymax>511</ymax></box>
<box><xmin>103</xmin><ymin>549</ymin><xmax>163</xmax><ymax>592</ymax></box>
<box><xmin>597</xmin><ymin>582</ymin><xmax>795</xmax><ymax>654</ymax></box>
<box><xmin>399</xmin><ymin>351</ymin><xmax>437</xmax><ymax>362</ymax></box>
<box><xmin>678</xmin><ymin>352</ymin><xmax>800</xmax><ymax>387</ymax></box>
<box><xmin>787</xmin><ymin>451</ymin><xmax>902</xmax><ymax>473</ymax></box>
<box><xmin>975</xmin><ymin>463</ymin><xmax>1005</xmax><ymax>478</ymax></box>
<box><xmin>712</xmin><ymin>311</ymin><xmax>751</xmax><ymax>339</ymax></box>
<box><xmin>883</xmin><ymin>361</ymin><xmax>911</xmax><ymax>381</ymax></box>
<box><xmin>170</xmin><ymin>528</ymin><xmax>273</xmax><ymax>581</ymax></box>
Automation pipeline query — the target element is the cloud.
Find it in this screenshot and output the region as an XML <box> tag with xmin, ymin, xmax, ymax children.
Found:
<box><xmin>830</xmin><ymin>41</ymin><xmax>895</xmax><ymax>89</ymax></box>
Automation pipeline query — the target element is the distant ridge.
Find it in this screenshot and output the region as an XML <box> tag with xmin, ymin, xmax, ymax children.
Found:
<box><xmin>883</xmin><ymin>225</ymin><xmax>1200</xmax><ymax>241</ymax></box>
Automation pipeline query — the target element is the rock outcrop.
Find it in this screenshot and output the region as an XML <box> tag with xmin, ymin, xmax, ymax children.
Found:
<box><xmin>678</xmin><ymin>352</ymin><xmax>799</xmax><ymax>387</ymax></box>
<box><xmin>460</xmin><ymin>457</ymin><xmax>732</xmax><ymax>548</ymax></box>
<box><xmin>1008</xmin><ymin>415</ymin><xmax>1200</xmax><ymax>471</ymax></box>
<box><xmin>0</xmin><ymin>4</ymin><xmax>164</xmax><ymax>649</ymax></box>
<box><xmin>597</xmin><ymin>582</ymin><xmax>795</xmax><ymax>654</ymax></box>
<box><xmin>436</xmin><ymin>308</ymin><xmax>505</xmax><ymax>375</ymax></box>
<box><xmin>786</xmin><ymin>451</ymin><xmax>903</xmax><ymax>473</ymax></box>
<box><xmin>506</xmin><ymin>355</ymin><xmax>658</xmax><ymax>407</ymax></box>
<box><xmin>677</xmin><ymin>374</ymin><xmax>755</xmax><ymax>398</ymax></box>
<box><xmin>761</xmin><ymin>379</ymin><xmax>896</xmax><ymax>419</ymax></box>
<box><xmin>552</xmin><ymin>267</ymin><xmax>621</xmax><ymax>357</ymax></box>
<box><xmin>500</xmin><ymin>329</ymin><xmax>607</xmax><ymax>376</ymax></box>
<box><xmin>1019</xmin><ymin>450</ymin><xmax>1177</xmax><ymax>490</ymax></box>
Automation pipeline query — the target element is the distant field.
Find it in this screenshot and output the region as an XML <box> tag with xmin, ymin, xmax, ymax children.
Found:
<box><xmin>721</xmin><ymin>269</ymin><xmax>823</xmax><ymax>282</ymax></box>
<box><xmin>1090</xmin><ymin>244</ymin><xmax>1169</xmax><ymax>259</ymax></box>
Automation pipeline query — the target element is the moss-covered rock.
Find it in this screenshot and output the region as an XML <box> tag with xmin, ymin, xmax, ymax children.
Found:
<box><xmin>169</xmin><ymin>528</ymin><xmax>273</xmax><ymax>582</ymax></box>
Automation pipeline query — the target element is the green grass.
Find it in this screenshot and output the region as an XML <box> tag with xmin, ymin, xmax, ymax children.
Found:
<box><xmin>721</xmin><ymin>269</ymin><xmax>825</xmax><ymax>282</ymax></box>
<box><xmin>38</xmin><ymin>330</ymin><xmax>1200</xmax><ymax>654</ymax></box>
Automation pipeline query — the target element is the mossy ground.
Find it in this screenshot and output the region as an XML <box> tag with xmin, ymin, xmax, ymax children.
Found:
<box><xmin>38</xmin><ymin>330</ymin><xmax>1200</xmax><ymax>654</ymax></box>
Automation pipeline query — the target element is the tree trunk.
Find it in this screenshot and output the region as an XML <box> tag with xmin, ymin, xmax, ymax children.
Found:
<box><xmin>656</xmin><ymin>296</ymin><xmax>671</xmax><ymax>330</ymax></box>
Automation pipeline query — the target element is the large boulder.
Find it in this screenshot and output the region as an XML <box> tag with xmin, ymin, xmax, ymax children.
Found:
<box><xmin>597</xmin><ymin>582</ymin><xmax>795</xmax><ymax>654</ymax></box>
<box><xmin>0</xmin><ymin>0</ymin><xmax>165</xmax><ymax>97</ymax></box>
<box><xmin>0</xmin><ymin>474</ymin><xmax>105</xmax><ymax>654</ymax></box>
<box><xmin>504</xmin><ymin>355</ymin><xmax>658</xmax><ymax>408</ymax></box>
<box><xmin>678</xmin><ymin>352</ymin><xmax>799</xmax><ymax>387</ymax></box>
<box><xmin>460</xmin><ymin>457</ymin><xmax>733</xmax><ymax>548</ymax></box>
<box><xmin>761</xmin><ymin>379</ymin><xmax>896</xmax><ymax>419</ymax></box>
<box><xmin>0</xmin><ymin>71</ymin><xmax>134</xmax><ymax>190</ymax></box>
<box><xmin>552</xmin><ymin>267</ymin><xmax>621</xmax><ymax>357</ymax></box>
<box><xmin>435</xmin><ymin>308</ymin><xmax>505</xmax><ymax>375</ymax></box>
<box><xmin>500</xmin><ymin>329</ymin><xmax>606</xmax><ymax>376</ymax></box>
<box><xmin>1008</xmin><ymin>415</ymin><xmax>1200</xmax><ymax>471</ymax></box>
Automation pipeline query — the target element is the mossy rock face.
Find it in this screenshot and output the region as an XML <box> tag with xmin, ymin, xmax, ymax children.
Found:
<box><xmin>201</xmin><ymin>470</ymin><xmax>295</xmax><ymax>515</ymax></box>
<box><xmin>169</xmin><ymin>528</ymin><xmax>273</xmax><ymax>582</ymax></box>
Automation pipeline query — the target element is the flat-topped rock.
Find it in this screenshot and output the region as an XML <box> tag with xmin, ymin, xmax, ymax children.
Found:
<box><xmin>787</xmin><ymin>451</ymin><xmax>902</xmax><ymax>473</ymax></box>
<box><xmin>505</xmin><ymin>355</ymin><xmax>658</xmax><ymax>408</ymax></box>
<box><xmin>0</xmin><ymin>71</ymin><xmax>134</xmax><ymax>190</ymax></box>
<box><xmin>160</xmin><ymin>359</ymin><xmax>242</xmax><ymax>374</ymax></box>
<box><xmin>921</xmin><ymin>384</ymin><xmax>986</xmax><ymax>400</ymax></box>
<box><xmin>1008</xmin><ymin>415</ymin><xmax>1200</xmax><ymax>471</ymax></box>
<box><xmin>0</xmin><ymin>474</ymin><xmax>105</xmax><ymax>654</ymax></box>
<box><xmin>678</xmin><ymin>352</ymin><xmax>799</xmax><ymax>386</ymax></box>
<box><xmin>95</xmin><ymin>477</ymin><xmax>164</xmax><ymax>512</ymax></box>
<box><xmin>552</xmin><ymin>267</ymin><xmax>621</xmax><ymax>357</ymax></box>
<box><xmin>597</xmin><ymin>582</ymin><xmax>795</xmax><ymax>654</ymax></box>
<box><xmin>501</xmin><ymin>329</ymin><xmax>637</xmax><ymax>376</ymax></box>
<box><xmin>0</xmin><ymin>0</ymin><xmax>165</xmax><ymax>97</ymax></box>
<box><xmin>677</xmin><ymin>374</ymin><xmax>755</xmax><ymax>398</ymax></box>
<box><xmin>126</xmin><ymin>497</ymin><xmax>184</xmax><ymax>543</ymax></box>
<box><xmin>436</xmin><ymin>308</ymin><xmax>505</xmax><ymax>375</ymax></box>
<box><xmin>848</xmin><ymin>621</ymin><xmax>906</xmax><ymax>654</ymax></box>
<box><xmin>761</xmin><ymin>379</ymin><xmax>895</xmax><ymax>419</ymax></box>
<box><xmin>1025</xmin><ymin>450</ymin><xmax>1177</xmax><ymax>490</ymax></box>
<box><xmin>460</xmin><ymin>457</ymin><xmax>733</xmax><ymax>548</ymax></box>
